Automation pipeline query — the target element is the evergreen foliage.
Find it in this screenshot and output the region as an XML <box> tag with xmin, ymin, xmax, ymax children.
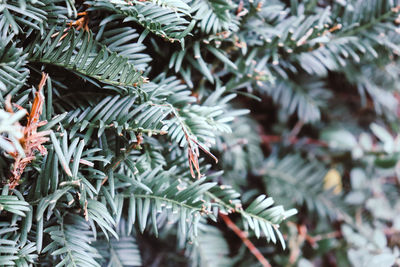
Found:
<box><xmin>1</xmin><ymin>0</ymin><xmax>400</xmax><ymax>266</ymax></box>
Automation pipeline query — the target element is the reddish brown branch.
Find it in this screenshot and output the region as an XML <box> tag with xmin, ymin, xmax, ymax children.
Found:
<box><xmin>286</xmin><ymin>222</ymin><xmax>342</xmax><ymax>264</ymax></box>
<box><xmin>306</xmin><ymin>231</ymin><xmax>341</xmax><ymax>246</ymax></box>
<box><xmin>219</xmin><ymin>213</ymin><xmax>272</xmax><ymax>267</ymax></box>
<box><xmin>261</xmin><ymin>134</ymin><xmax>328</xmax><ymax>147</ymax></box>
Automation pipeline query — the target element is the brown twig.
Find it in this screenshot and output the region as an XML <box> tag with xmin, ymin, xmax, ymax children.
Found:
<box><xmin>306</xmin><ymin>231</ymin><xmax>341</xmax><ymax>245</ymax></box>
<box><xmin>261</xmin><ymin>134</ymin><xmax>328</xmax><ymax>147</ymax></box>
<box><xmin>219</xmin><ymin>213</ymin><xmax>272</xmax><ymax>267</ymax></box>
<box><xmin>288</xmin><ymin>223</ymin><xmax>307</xmax><ymax>264</ymax></box>
<box><xmin>286</xmin><ymin>222</ymin><xmax>341</xmax><ymax>263</ymax></box>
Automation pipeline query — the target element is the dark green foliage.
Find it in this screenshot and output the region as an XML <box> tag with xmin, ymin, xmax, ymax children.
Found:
<box><xmin>26</xmin><ymin>27</ymin><xmax>144</xmax><ymax>87</ymax></box>
<box><xmin>1</xmin><ymin>0</ymin><xmax>400</xmax><ymax>266</ymax></box>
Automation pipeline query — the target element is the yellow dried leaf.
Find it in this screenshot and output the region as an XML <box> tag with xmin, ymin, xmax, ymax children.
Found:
<box><xmin>324</xmin><ymin>168</ymin><xmax>342</xmax><ymax>194</ymax></box>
